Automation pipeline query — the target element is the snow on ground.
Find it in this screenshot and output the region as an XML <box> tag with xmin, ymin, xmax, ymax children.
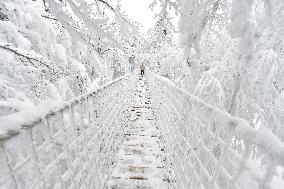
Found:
<box><xmin>107</xmin><ymin>76</ymin><xmax>174</xmax><ymax>189</ymax></box>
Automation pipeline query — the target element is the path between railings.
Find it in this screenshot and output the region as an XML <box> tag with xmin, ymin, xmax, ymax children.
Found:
<box><xmin>0</xmin><ymin>69</ymin><xmax>284</xmax><ymax>189</ymax></box>
<box><xmin>107</xmin><ymin>76</ymin><xmax>175</xmax><ymax>189</ymax></box>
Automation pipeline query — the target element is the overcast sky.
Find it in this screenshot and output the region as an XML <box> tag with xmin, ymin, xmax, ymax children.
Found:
<box><xmin>120</xmin><ymin>0</ymin><xmax>157</xmax><ymax>32</ymax></box>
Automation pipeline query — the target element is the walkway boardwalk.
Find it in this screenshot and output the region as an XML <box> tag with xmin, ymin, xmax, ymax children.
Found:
<box><xmin>107</xmin><ymin>77</ymin><xmax>173</xmax><ymax>189</ymax></box>
<box><xmin>1</xmin><ymin>71</ymin><xmax>283</xmax><ymax>189</ymax></box>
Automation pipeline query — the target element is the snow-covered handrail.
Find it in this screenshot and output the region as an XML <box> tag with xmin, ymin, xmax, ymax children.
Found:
<box><xmin>0</xmin><ymin>70</ymin><xmax>139</xmax><ymax>188</ymax></box>
<box><xmin>146</xmin><ymin>70</ymin><xmax>284</xmax><ymax>189</ymax></box>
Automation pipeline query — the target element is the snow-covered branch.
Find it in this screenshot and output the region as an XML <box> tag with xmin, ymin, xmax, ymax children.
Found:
<box><xmin>96</xmin><ymin>0</ymin><xmax>114</xmax><ymax>11</ymax></box>
<box><xmin>0</xmin><ymin>43</ymin><xmax>61</xmax><ymax>75</ymax></box>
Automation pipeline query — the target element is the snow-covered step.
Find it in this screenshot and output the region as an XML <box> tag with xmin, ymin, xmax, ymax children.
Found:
<box><xmin>107</xmin><ymin>76</ymin><xmax>173</xmax><ymax>189</ymax></box>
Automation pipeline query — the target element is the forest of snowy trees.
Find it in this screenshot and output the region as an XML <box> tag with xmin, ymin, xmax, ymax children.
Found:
<box><xmin>1</xmin><ymin>0</ymin><xmax>283</xmax><ymax>142</ymax></box>
<box><xmin>0</xmin><ymin>0</ymin><xmax>141</xmax><ymax>116</ymax></box>
<box><xmin>0</xmin><ymin>0</ymin><xmax>284</xmax><ymax>188</ymax></box>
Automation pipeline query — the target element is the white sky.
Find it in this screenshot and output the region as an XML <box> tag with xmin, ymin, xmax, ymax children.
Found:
<box><xmin>120</xmin><ymin>0</ymin><xmax>157</xmax><ymax>32</ymax></box>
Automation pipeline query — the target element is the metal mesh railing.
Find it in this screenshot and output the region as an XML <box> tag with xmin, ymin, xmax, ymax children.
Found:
<box><xmin>146</xmin><ymin>71</ymin><xmax>284</xmax><ymax>189</ymax></box>
<box><xmin>1</xmin><ymin>69</ymin><xmax>284</xmax><ymax>189</ymax></box>
<box><xmin>0</xmin><ymin>71</ymin><xmax>139</xmax><ymax>189</ymax></box>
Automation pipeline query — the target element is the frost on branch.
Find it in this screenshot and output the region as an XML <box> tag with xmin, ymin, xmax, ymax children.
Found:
<box><xmin>0</xmin><ymin>0</ymin><xmax>137</xmax><ymax>117</ymax></box>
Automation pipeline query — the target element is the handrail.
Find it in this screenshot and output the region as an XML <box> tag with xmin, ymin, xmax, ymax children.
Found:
<box><xmin>0</xmin><ymin>70</ymin><xmax>137</xmax><ymax>141</ymax></box>
<box><xmin>146</xmin><ymin>70</ymin><xmax>284</xmax><ymax>189</ymax></box>
<box><xmin>1</xmin><ymin>68</ymin><xmax>283</xmax><ymax>189</ymax></box>
<box><xmin>148</xmin><ymin>71</ymin><xmax>284</xmax><ymax>165</ymax></box>
<box><xmin>0</xmin><ymin>70</ymin><xmax>139</xmax><ymax>189</ymax></box>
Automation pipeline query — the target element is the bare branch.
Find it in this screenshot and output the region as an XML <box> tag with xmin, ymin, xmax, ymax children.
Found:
<box><xmin>41</xmin><ymin>15</ymin><xmax>58</xmax><ymax>21</ymax></box>
<box><xmin>0</xmin><ymin>44</ymin><xmax>60</xmax><ymax>75</ymax></box>
<box><xmin>96</xmin><ymin>0</ymin><xmax>114</xmax><ymax>11</ymax></box>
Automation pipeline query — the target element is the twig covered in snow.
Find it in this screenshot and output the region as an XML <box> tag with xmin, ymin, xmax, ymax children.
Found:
<box><xmin>0</xmin><ymin>43</ymin><xmax>60</xmax><ymax>74</ymax></box>
<box><xmin>96</xmin><ymin>0</ymin><xmax>115</xmax><ymax>11</ymax></box>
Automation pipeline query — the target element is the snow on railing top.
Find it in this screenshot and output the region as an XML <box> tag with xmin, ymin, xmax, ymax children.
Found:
<box><xmin>149</xmin><ymin>71</ymin><xmax>284</xmax><ymax>165</ymax></box>
<box><xmin>0</xmin><ymin>69</ymin><xmax>139</xmax><ymax>189</ymax></box>
<box><xmin>0</xmin><ymin>70</ymin><xmax>135</xmax><ymax>141</ymax></box>
<box><xmin>146</xmin><ymin>70</ymin><xmax>284</xmax><ymax>189</ymax></box>
<box><xmin>1</xmin><ymin>68</ymin><xmax>283</xmax><ymax>189</ymax></box>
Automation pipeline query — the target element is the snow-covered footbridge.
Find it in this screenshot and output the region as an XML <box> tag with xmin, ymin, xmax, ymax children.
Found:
<box><xmin>1</xmin><ymin>70</ymin><xmax>284</xmax><ymax>189</ymax></box>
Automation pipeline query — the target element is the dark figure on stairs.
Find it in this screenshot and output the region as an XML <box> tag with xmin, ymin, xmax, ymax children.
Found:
<box><xmin>140</xmin><ymin>63</ymin><xmax>145</xmax><ymax>76</ymax></box>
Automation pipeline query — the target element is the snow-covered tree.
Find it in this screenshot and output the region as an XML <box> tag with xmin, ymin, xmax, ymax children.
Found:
<box><xmin>0</xmin><ymin>0</ymin><xmax>141</xmax><ymax>116</ymax></box>
<box><xmin>151</xmin><ymin>0</ymin><xmax>284</xmax><ymax>140</ymax></box>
